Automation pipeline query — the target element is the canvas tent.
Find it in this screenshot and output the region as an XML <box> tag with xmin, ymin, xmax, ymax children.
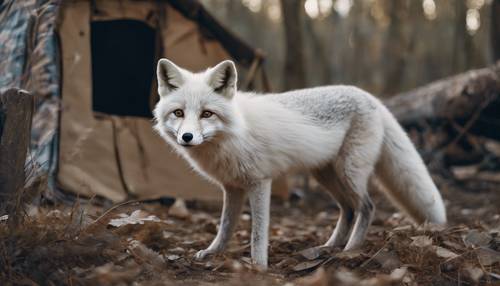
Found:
<box><xmin>0</xmin><ymin>0</ymin><xmax>274</xmax><ymax>202</ymax></box>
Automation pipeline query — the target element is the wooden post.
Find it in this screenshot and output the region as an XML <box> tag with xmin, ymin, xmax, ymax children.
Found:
<box><xmin>0</xmin><ymin>88</ymin><xmax>34</xmax><ymax>223</ymax></box>
<box><xmin>492</xmin><ymin>0</ymin><xmax>500</xmax><ymax>62</ymax></box>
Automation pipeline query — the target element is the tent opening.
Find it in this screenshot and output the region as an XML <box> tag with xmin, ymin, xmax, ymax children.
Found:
<box><xmin>91</xmin><ymin>20</ymin><xmax>156</xmax><ymax>118</ymax></box>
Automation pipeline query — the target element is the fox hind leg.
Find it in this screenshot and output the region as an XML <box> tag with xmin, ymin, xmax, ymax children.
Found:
<box><xmin>334</xmin><ymin>123</ymin><xmax>382</xmax><ymax>250</ymax></box>
<box><xmin>344</xmin><ymin>193</ymin><xmax>374</xmax><ymax>250</ymax></box>
<box><xmin>331</xmin><ymin>159</ymin><xmax>376</xmax><ymax>251</ymax></box>
<box><xmin>312</xmin><ymin>165</ymin><xmax>356</xmax><ymax>247</ymax></box>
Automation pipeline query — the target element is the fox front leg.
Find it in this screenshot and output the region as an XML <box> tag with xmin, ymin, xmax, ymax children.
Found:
<box><xmin>194</xmin><ymin>186</ymin><xmax>246</xmax><ymax>260</ymax></box>
<box><xmin>248</xmin><ymin>179</ymin><xmax>272</xmax><ymax>268</ymax></box>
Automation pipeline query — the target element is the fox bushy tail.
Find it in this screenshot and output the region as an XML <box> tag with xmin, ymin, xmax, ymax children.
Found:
<box><xmin>375</xmin><ymin>107</ymin><xmax>446</xmax><ymax>224</ymax></box>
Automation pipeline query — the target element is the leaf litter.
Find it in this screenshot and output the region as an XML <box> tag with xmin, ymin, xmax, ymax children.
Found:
<box><xmin>108</xmin><ymin>210</ymin><xmax>164</xmax><ymax>227</ymax></box>
<box><xmin>1</xmin><ymin>177</ymin><xmax>500</xmax><ymax>285</ymax></box>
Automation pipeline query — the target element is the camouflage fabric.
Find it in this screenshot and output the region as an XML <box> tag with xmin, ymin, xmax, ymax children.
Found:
<box><xmin>0</xmin><ymin>0</ymin><xmax>61</xmax><ymax>191</ymax></box>
<box><xmin>0</xmin><ymin>1</ymin><xmax>36</xmax><ymax>91</ymax></box>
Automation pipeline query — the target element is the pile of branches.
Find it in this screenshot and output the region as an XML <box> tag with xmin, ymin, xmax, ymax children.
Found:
<box><xmin>385</xmin><ymin>62</ymin><xmax>500</xmax><ymax>189</ymax></box>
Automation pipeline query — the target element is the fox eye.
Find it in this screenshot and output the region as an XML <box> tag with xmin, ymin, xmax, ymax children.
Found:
<box><xmin>173</xmin><ymin>109</ymin><xmax>184</xmax><ymax>117</ymax></box>
<box><xmin>201</xmin><ymin>110</ymin><xmax>213</xmax><ymax>118</ymax></box>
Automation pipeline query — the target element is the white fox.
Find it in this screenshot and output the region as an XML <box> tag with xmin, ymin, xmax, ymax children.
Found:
<box><xmin>153</xmin><ymin>59</ymin><xmax>446</xmax><ymax>268</ymax></box>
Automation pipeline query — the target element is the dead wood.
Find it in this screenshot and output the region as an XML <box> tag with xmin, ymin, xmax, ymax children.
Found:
<box><xmin>384</xmin><ymin>62</ymin><xmax>500</xmax><ymax>140</ymax></box>
<box><xmin>0</xmin><ymin>88</ymin><xmax>34</xmax><ymax>223</ymax></box>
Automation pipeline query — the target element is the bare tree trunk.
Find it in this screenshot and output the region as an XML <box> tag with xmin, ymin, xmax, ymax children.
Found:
<box><xmin>281</xmin><ymin>0</ymin><xmax>306</xmax><ymax>90</ymax></box>
<box><xmin>454</xmin><ymin>1</ymin><xmax>474</xmax><ymax>71</ymax></box>
<box><xmin>281</xmin><ymin>0</ymin><xmax>308</xmax><ymax>191</ymax></box>
<box><xmin>0</xmin><ymin>89</ymin><xmax>34</xmax><ymax>225</ymax></box>
<box><xmin>492</xmin><ymin>0</ymin><xmax>500</xmax><ymax>62</ymax></box>
<box><xmin>304</xmin><ymin>16</ymin><xmax>331</xmax><ymax>85</ymax></box>
<box><xmin>386</xmin><ymin>1</ymin><xmax>422</xmax><ymax>95</ymax></box>
<box><xmin>382</xmin><ymin>1</ymin><xmax>407</xmax><ymax>95</ymax></box>
<box><xmin>345</xmin><ymin>2</ymin><xmax>363</xmax><ymax>85</ymax></box>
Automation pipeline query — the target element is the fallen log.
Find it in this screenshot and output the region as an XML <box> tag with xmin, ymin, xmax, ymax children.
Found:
<box><xmin>0</xmin><ymin>88</ymin><xmax>34</xmax><ymax>223</ymax></box>
<box><xmin>384</xmin><ymin>62</ymin><xmax>500</xmax><ymax>140</ymax></box>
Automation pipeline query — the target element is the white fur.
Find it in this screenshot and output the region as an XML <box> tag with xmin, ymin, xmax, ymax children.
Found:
<box><xmin>153</xmin><ymin>59</ymin><xmax>447</xmax><ymax>268</ymax></box>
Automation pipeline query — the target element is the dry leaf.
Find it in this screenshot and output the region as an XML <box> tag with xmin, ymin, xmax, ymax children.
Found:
<box><xmin>241</xmin><ymin>213</ymin><xmax>251</xmax><ymax>221</ymax></box>
<box><xmin>166</xmin><ymin>254</ymin><xmax>181</xmax><ymax>261</ymax></box>
<box><xmin>293</xmin><ymin>259</ymin><xmax>325</xmax><ymax>272</ymax></box>
<box><xmin>463</xmin><ymin>230</ymin><xmax>492</xmax><ymax>248</ymax></box>
<box><xmin>128</xmin><ymin>239</ymin><xmax>166</xmax><ymax>268</ymax></box>
<box><xmin>295</xmin><ymin>267</ymin><xmax>329</xmax><ymax>286</ymax></box>
<box><xmin>275</xmin><ymin>257</ymin><xmax>298</xmax><ymax>269</ymax></box>
<box><xmin>162</xmin><ymin>231</ymin><xmax>174</xmax><ymax>239</ymax></box>
<box><xmin>410</xmin><ymin>235</ymin><xmax>433</xmax><ymax>248</ymax></box>
<box><xmin>463</xmin><ymin>265</ymin><xmax>484</xmax><ymax>282</ymax></box>
<box><xmin>360</xmin><ymin>267</ymin><xmax>407</xmax><ymax>286</ymax></box>
<box><xmin>434</xmin><ymin>246</ymin><xmax>458</xmax><ymax>259</ymax></box>
<box><xmin>475</xmin><ymin>248</ymin><xmax>500</xmax><ymax>266</ymax></box>
<box><xmin>335</xmin><ymin>249</ymin><xmax>364</xmax><ymax>259</ymax></box>
<box><xmin>108</xmin><ymin>210</ymin><xmax>162</xmax><ymax>227</ymax></box>
<box><xmin>168</xmin><ymin>199</ymin><xmax>190</xmax><ymax>219</ymax></box>
<box><xmin>452</xmin><ymin>165</ymin><xmax>478</xmax><ymax>180</ymax></box>
<box><xmin>298</xmin><ymin>246</ymin><xmax>331</xmax><ymax>260</ymax></box>
<box><xmin>485</xmin><ymin>139</ymin><xmax>500</xmax><ymax>156</ymax></box>
<box><xmin>389</xmin><ymin>267</ymin><xmax>408</xmax><ymax>280</ymax></box>
<box><xmin>373</xmin><ymin>250</ymin><xmax>401</xmax><ymax>270</ymax></box>
<box><xmin>333</xmin><ymin>268</ymin><xmax>361</xmax><ymax>285</ymax></box>
<box><xmin>169</xmin><ymin>247</ymin><xmax>186</xmax><ymax>254</ymax></box>
<box><xmin>46</xmin><ymin>209</ymin><xmax>63</xmax><ymax>217</ymax></box>
<box><xmin>392</xmin><ymin>225</ymin><xmax>412</xmax><ymax>232</ymax></box>
<box><xmin>443</xmin><ymin>240</ymin><xmax>462</xmax><ymax>250</ymax></box>
<box><xmin>212</xmin><ymin>259</ymin><xmax>245</xmax><ymax>272</ymax></box>
<box><xmin>321</xmin><ymin>266</ymin><xmax>408</xmax><ymax>286</ymax></box>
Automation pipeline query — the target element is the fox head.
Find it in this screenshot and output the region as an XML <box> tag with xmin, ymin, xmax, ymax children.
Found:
<box><xmin>153</xmin><ymin>59</ymin><xmax>238</xmax><ymax>149</ymax></box>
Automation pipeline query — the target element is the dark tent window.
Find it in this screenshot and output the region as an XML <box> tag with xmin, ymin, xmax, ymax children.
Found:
<box><xmin>91</xmin><ymin>20</ymin><xmax>156</xmax><ymax>118</ymax></box>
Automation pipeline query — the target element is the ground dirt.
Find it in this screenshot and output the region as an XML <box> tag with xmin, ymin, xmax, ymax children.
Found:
<box><xmin>1</xmin><ymin>175</ymin><xmax>499</xmax><ymax>286</ymax></box>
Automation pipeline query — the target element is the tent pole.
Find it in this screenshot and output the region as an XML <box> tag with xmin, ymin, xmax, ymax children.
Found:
<box><xmin>242</xmin><ymin>56</ymin><xmax>261</xmax><ymax>90</ymax></box>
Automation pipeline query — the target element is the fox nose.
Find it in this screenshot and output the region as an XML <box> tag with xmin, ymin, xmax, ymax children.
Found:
<box><xmin>182</xmin><ymin>132</ymin><xmax>193</xmax><ymax>143</ymax></box>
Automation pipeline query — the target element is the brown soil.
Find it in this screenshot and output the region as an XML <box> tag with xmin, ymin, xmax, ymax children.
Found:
<box><xmin>1</xmin><ymin>177</ymin><xmax>499</xmax><ymax>286</ymax></box>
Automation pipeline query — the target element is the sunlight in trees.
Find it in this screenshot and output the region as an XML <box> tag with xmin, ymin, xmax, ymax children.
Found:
<box><xmin>422</xmin><ymin>0</ymin><xmax>437</xmax><ymax>20</ymax></box>
<box><xmin>242</xmin><ymin>0</ymin><xmax>262</xmax><ymax>13</ymax></box>
<box><xmin>304</xmin><ymin>0</ymin><xmax>333</xmax><ymax>19</ymax></box>
<box><xmin>466</xmin><ymin>0</ymin><xmax>486</xmax><ymax>35</ymax></box>
<box><xmin>466</xmin><ymin>8</ymin><xmax>481</xmax><ymax>34</ymax></box>
<box><xmin>303</xmin><ymin>0</ymin><xmax>352</xmax><ymax>19</ymax></box>
<box><xmin>304</xmin><ymin>0</ymin><xmax>320</xmax><ymax>18</ymax></box>
<box><xmin>241</xmin><ymin>0</ymin><xmax>281</xmax><ymax>22</ymax></box>
<box><xmin>267</xmin><ymin>1</ymin><xmax>282</xmax><ymax>22</ymax></box>
<box><xmin>236</xmin><ymin>0</ymin><xmax>488</xmax><ymax>37</ymax></box>
<box><xmin>333</xmin><ymin>0</ymin><xmax>353</xmax><ymax>17</ymax></box>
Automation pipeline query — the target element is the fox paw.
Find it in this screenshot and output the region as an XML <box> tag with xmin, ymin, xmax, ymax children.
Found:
<box><xmin>194</xmin><ymin>249</ymin><xmax>217</xmax><ymax>261</ymax></box>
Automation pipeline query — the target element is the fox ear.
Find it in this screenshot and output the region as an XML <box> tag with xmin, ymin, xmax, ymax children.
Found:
<box><xmin>157</xmin><ymin>59</ymin><xmax>184</xmax><ymax>96</ymax></box>
<box><xmin>207</xmin><ymin>60</ymin><xmax>237</xmax><ymax>98</ymax></box>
